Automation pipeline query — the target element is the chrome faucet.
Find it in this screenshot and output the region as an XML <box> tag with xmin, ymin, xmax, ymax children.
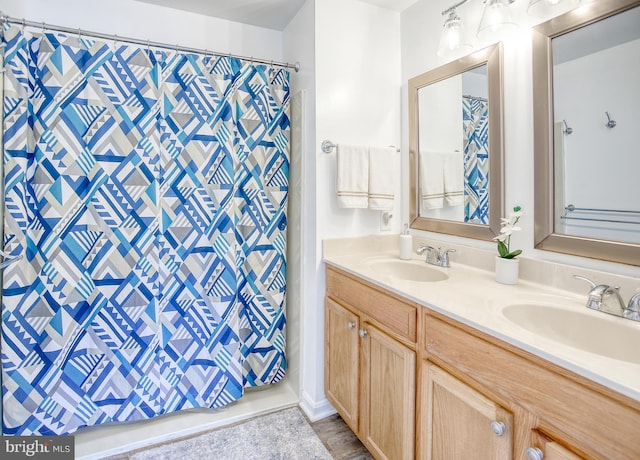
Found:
<box><xmin>574</xmin><ymin>275</ymin><xmax>640</xmax><ymax>322</ymax></box>
<box><xmin>417</xmin><ymin>245</ymin><xmax>455</xmax><ymax>268</ymax></box>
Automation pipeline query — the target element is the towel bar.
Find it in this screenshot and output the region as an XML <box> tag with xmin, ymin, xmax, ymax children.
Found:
<box><xmin>321</xmin><ymin>140</ymin><xmax>399</xmax><ymax>154</ymax></box>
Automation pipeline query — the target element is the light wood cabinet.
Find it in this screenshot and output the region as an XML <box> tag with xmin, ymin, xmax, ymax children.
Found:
<box><xmin>325</xmin><ymin>266</ymin><xmax>417</xmax><ymax>460</ymax></box>
<box><xmin>423</xmin><ymin>310</ymin><xmax>640</xmax><ymax>459</ymax></box>
<box><xmin>421</xmin><ymin>362</ymin><xmax>513</xmax><ymax>459</ymax></box>
<box><xmin>324</xmin><ymin>298</ymin><xmax>360</xmax><ymax>432</ymax></box>
<box><xmin>325</xmin><ymin>266</ymin><xmax>640</xmax><ymax>460</ymax></box>
<box><xmin>362</xmin><ymin>323</ymin><xmax>415</xmax><ymax>460</ymax></box>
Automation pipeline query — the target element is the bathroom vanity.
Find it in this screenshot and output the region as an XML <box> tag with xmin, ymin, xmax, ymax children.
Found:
<box><xmin>323</xmin><ymin>236</ymin><xmax>640</xmax><ymax>460</ymax></box>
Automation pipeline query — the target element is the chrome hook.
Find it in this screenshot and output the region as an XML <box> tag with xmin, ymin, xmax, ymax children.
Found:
<box><xmin>605</xmin><ymin>111</ymin><xmax>616</xmax><ymax>128</ymax></box>
<box><xmin>562</xmin><ymin>119</ymin><xmax>573</xmax><ymax>135</ymax></box>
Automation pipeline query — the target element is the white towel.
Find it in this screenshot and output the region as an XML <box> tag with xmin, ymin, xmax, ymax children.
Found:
<box><xmin>420</xmin><ymin>151</ymin><xmax>444</xmax><ymax>210</ymax></box>
<box><xmin>336</xmin><ymin>144</ymin><xmax>369</xmax><ymax>208</ymax></box>
<box><xmin>443</xmin><ymin>152</ymin><xmax>464</xmax><ymax>206</ymax></box>
<box><xmin>368</xmin><ymin>147</ymin><xmax>396</xmax><ymax>211</ymax></box>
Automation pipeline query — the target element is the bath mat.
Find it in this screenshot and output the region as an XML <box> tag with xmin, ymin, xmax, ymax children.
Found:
<box><xmin>128</xmin><ymin>407</ymin><xmax>333</xmax><ymax>460</ymax></box>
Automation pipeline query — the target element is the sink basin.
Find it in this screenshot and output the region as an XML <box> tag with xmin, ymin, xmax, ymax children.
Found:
<box><xmin>369</xmin><ymin>259</ymin><xmax>449</xmax><ymax>282</ymax></box>
<box><xmin>502</xmin><ymin>304</ymin><xmax>640</xmax><ymax>364</ymax></box>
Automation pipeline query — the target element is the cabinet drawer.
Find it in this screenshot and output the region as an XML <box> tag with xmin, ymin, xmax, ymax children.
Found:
<box><xmin>326</xmin><ymin>266</ymin><xmax>417</xmax><ymax>343</ymax></box>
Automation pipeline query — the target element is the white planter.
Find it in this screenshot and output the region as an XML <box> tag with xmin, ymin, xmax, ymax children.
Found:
<box><xmin>495</xmin><ymin>256</ymin><xmax>519</xmax><ymax>285</ymax></box>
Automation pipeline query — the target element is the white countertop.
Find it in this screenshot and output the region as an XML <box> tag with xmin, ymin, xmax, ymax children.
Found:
<box><xmin>323</xmin><ymin>235</ymin><xmax>640</xmax><ymax>403</ymax></box>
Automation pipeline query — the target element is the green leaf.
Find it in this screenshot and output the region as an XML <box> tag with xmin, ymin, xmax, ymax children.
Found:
<box><xmin>497</xmin><ymin>240</ymin><xmax>509</xmax><ymax>258</ymax></box>
<box><xmin>505</xmin><ymin>249</ymin><xmax>522</xmax><ymax>259</ymax></box>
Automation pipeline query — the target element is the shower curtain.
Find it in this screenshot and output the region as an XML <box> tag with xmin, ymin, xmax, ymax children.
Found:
<box><xmin>462</xmin><ymin>96</ymin><xmax>489</xmax><ymax>224</ymax></box>
<box><xmin>1</xmin><ymin>24</ymin><xmax>289</xmax><ymax>435</ymax></box>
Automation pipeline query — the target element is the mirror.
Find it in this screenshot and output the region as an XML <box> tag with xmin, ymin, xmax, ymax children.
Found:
<box><xmin>409</xmin><ymin>44</ymin><xmax>504</xmax><ymax>240</ymax></box>
<box><xmin>533</xmin><ymin>0</ymin><xmax>640</xmax><ymax>266</ymax></box>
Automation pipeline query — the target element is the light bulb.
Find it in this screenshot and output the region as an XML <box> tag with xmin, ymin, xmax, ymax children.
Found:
<box><xmin>437</xmin><ymin>11</ymin><xmax>472</xmax><ymax>57</ymax></box>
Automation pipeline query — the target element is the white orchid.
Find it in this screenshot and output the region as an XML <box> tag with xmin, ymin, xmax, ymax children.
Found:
<box><xmin>494</xmin><ymin>206</ymin><xmax>522</xmax><ymax>259</ymax></box>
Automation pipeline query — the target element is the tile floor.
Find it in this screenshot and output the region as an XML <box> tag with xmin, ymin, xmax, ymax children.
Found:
<box><xmin>309</xmin><ymin>413</ymin><xmax>374</xmax><ymax>460</ymax></box>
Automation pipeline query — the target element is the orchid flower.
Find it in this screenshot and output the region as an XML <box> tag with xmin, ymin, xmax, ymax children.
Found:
<box><xmin>494</xmin><ymin>206</ymin><xmax>522</xmax><ymax>259</ymax></box>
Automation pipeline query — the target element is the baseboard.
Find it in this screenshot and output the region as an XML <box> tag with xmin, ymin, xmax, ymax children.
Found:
<box><xmin>298</xmin><ymin>390</ymin><xmax>336</xmax><ymax>422</ymax></box>
<box><xmin>76</xmin><ymin>381</ymin><xmax>299</xmax><ymax>459</ymax></box>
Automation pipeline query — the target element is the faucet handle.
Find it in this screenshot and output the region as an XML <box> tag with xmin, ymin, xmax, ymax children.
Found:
<box><xmin>440</xmin><ymin>249</ymin><xmax>456</xmax><ymax>268</ymax></box>
<box><xmin>417</xmin><ymin>244</ymin><xmax>434</xmax><ymax>255</ymax></box>
<box><xmin>623</xmin><ymin>293</ymin><xmax>640</xmax><ymax>321</ymax></box>
<box><xmin>574</xmin><ymin>275</ymin><xmax>606</xmax><ymax>310</ymax></box>
<box><xmin>574</xmin><ymin>274</ymin><xmax>597</xmax><ymax>289</ymax></box>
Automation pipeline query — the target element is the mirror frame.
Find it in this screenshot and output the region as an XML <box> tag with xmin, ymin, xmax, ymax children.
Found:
<box><xmin>532</xmin><ymin>0</ymin><xmax>640</xmax><ymax>266</ymax></box>
<box><xmin>409</xmin><ymin>44</ymin><xmax>504</xmax><ymax>240</ymax></box>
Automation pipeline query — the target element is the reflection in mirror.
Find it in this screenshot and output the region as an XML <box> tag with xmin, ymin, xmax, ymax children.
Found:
<box><xmin>552</xmin><ymin>4</ymin><xmax>640</xmax><ymax>243</ymax></box>
<box><xmin>418</xmin><ymin>65</ymin><xmax>489</xmax><ymax>224</ymax></box>
<box><xmin>533</xmin><ymin>0</ymin><xmax>640</xmax><ymax>265</ymax></box>
<box><xmin>409</xmin><ymin>44</ymin><xmax>503</xmax><ymax>240</ymax></box>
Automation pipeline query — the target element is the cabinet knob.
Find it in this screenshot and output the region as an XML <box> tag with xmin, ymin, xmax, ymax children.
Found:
<box><xmin>490</xmin><ymin>421</ymin><xmax>506</xmax><ymax>436</ymax></box>
<box><xmin>359</xmin><ymin>329</ymin><xmax>368</xmax><ymax>338</ymax></box>
<box><xmin>526</xmin><ymin>447</ymin><xmax>544</xmax><ymax>460</ymax></box>
<box><xmin>347</xmin><ymin>321</ymin><xmax>356</xmax><ymax>330</ymax></box>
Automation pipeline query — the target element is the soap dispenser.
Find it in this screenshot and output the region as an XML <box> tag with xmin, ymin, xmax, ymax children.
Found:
<box><xmin>399</xmin><ymin>224</ymin><xmax>412</xmax><ymax>260</ymax></box>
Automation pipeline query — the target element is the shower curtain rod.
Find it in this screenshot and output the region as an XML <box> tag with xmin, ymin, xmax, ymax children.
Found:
<box><xmin>0</xmin><ymin>12</ymin><xmax>300</xmax><ymax>72</ymax></box>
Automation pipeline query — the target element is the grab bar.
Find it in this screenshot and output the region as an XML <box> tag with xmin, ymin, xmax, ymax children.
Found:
<box><xmin>564</xmin><ymin>204</ymin><xmax>640</xmax><ymax>215</ymax></box>
<box><xmin>561</xmin><ymin>204</ymin><xmax>640</xmax><ymax>225</ymax></box>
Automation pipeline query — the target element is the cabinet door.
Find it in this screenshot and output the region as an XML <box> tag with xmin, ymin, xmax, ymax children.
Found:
<box><xmin>361</xmin><ymin>322</ymin><xmax>416</xmax><ymax>460</ymax></box>
<box><xmin>325</xmin><ymin>298</ymin><xmax>360</xmax><ymax>432</ymax></box>
<box><xmin>422</xmin><ymin>362</ymin><xmax>513</xmax><ymax>460</ymax></box>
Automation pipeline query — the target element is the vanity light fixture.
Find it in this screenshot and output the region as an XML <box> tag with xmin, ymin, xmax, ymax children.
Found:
<box><xmin>437</xmin><ymin>9</ymin><xmax>473</xmax><ymax>57</ymax></box>
<box><xmin>477</xmin><ymin>0</ymin><xmax>518</xmax><ymax>41</ymax></box>
<box><xmin>437</xmin><ymin>0</ymin><xmax>584</xmax><ymax>57</ymax></box>
<box><xmin>527</xmin><ymin>0</ymin><xmax>583</xmax><ymax>17</ymax></box>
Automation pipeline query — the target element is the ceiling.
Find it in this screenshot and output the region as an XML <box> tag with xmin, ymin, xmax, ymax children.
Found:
<box><xmin>134</xmin><ymin>0</ymin><xmax>418</xmax><ymax>31</ymax></box>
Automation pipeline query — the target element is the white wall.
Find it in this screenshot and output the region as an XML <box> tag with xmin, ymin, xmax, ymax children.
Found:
<box><xmin>400</xmin><ymin>0</ymin><xmax>640</xmax><ymax>278</ymax></box>
<box><xmin>299</xmin><ymin>0</ymin><xmax>402</xmax><ymax>421</ymax></box>
<box><xmin>283</xmin><ymin>0</ymin><xmax>329</xmax><ymax>420</ymax></box>
<box><xmin>316</xmin><ymin>0</ymin><xmax>402</xmax><ymax>240</ymax></box>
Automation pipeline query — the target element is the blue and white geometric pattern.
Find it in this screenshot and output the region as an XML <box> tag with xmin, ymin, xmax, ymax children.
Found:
<box><xmin>462</xmin><ymin>96</ymin><xmax>489</xmax><ymax>224</ymax></box>
<box><xmin>1</xmin><ymin>25</ymin><xmax>289</xmax><ymax>435</ymax></box>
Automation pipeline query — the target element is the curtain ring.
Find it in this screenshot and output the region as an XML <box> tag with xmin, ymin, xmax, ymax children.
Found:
<box><xmin>41</xmin><ymin>21</ymin><xmax>45</xmax><ymax>34</ymax></box>
<box><xmin>203</xmin><ymin>49</ymin><xmax>210</xmax><ymax>70</ymax></box>
<box><xmin>21</xmin><ymin>18</ymin><xmax>25</xmax><ymax>32</ymax></box>
<box><xmin>113</xmin><ymin>34</ymin><xmax>118</xmax><ymax>52</ymax></box>
<box><xmin>77</xmin><ymin>28</ymin><xmax>84</xmax><ymax>49</ymax></box>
